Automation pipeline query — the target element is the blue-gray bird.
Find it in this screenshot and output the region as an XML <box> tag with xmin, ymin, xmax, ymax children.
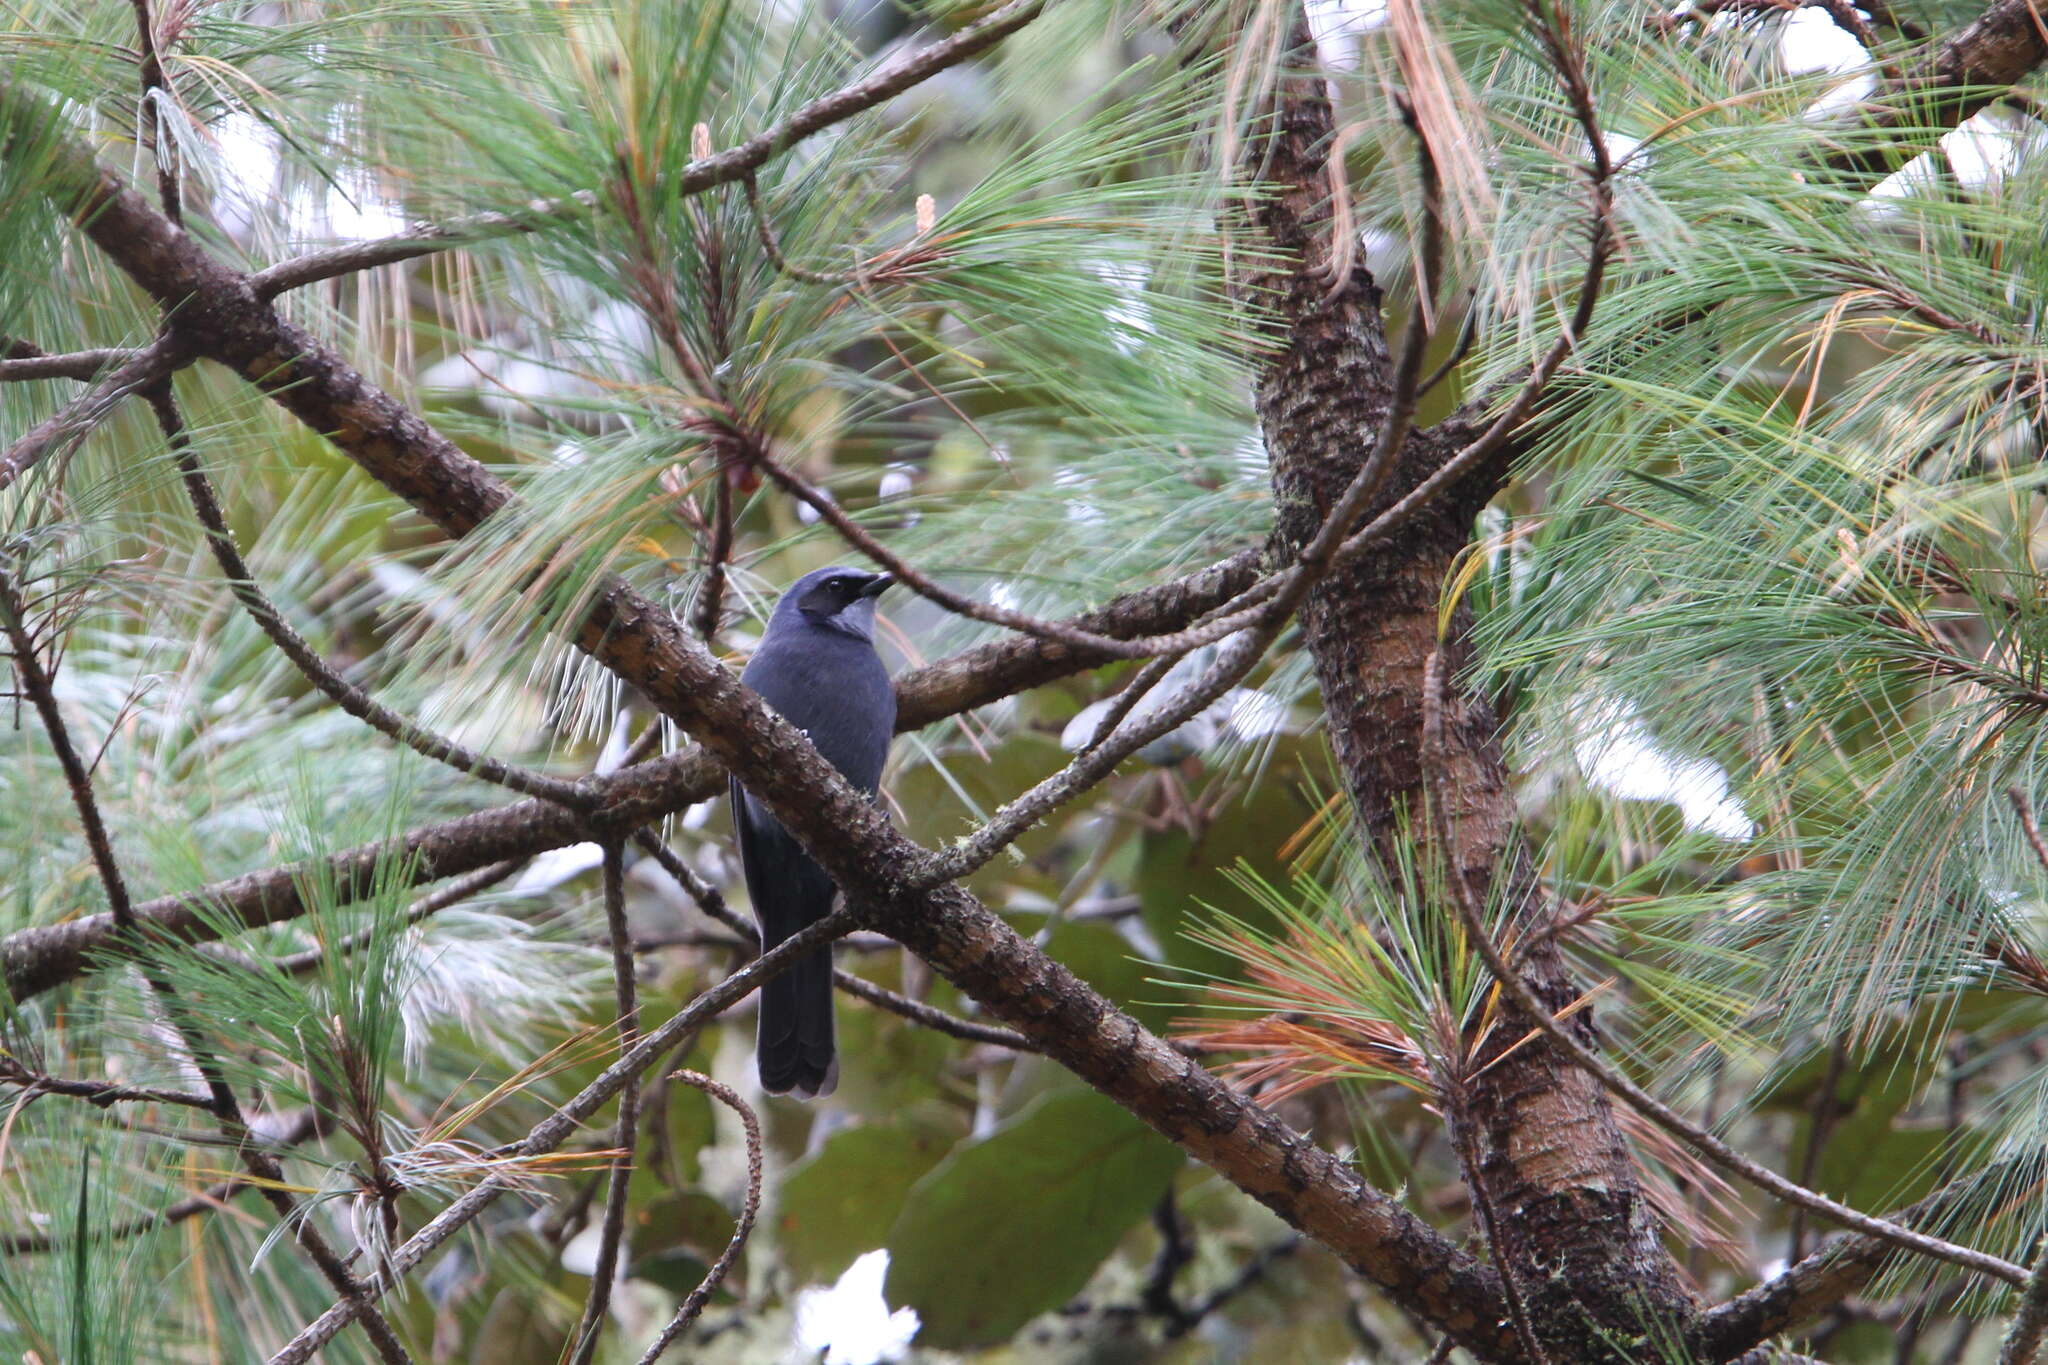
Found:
<box><xmin>732</xmin><ymin>566</ymin><xmax>895</xmax><ymax>1098</ymax></box>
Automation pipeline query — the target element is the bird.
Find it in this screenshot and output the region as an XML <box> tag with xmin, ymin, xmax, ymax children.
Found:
<box><xmin>730</xmin><ymin>565</ymin><xmax>895</xmax><ymax>1098</ymax></box>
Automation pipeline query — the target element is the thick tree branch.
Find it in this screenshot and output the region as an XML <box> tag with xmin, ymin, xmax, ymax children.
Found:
<box><xmin>1235</xmin><ymin>9</ymin><xmax>1682</xmax><ymax>1353</ymax></box>
<box><xmin>0</xmin><ymin>547</ymin><xmax>1258</xmax><ymax>1003</ymax></box>
<box><xmin>1826</xmin><ymin>0</ymin><xmax>2048</xmax><ymax>182</ymax></box>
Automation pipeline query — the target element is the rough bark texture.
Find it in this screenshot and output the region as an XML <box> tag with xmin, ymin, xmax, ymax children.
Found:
<box><xmin>1240</xmin><ymin>34</ymin><xmax>1694</xmax><ymax>1356</ymax></box>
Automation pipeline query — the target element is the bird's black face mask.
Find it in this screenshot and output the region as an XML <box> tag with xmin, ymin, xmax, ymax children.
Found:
<box><xmin>793</xmin><ymin>569</ymin><xmax>892</xmax><ymax>640</ymax></box>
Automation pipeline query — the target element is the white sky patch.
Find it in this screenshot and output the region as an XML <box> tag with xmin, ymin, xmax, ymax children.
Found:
<box><xmin>1779</xmin><ymin>8</ymin><xmax>1878</xmax><ymax>121</ymax></box>
<box><xmin>1231</xmin><ymin>434</ymin><xmax>1269</xmax><ymax>483</ymax></box>
<box><xmin>1603</xmin><ymin>130</ymin><xmax>1648</xmax><ymax>170</ymax></box>
<box><xmin>1053</xmin><ymin>466</ymin><xmax>1104</xmax><ymax>525</ymax></box>
<box><xmin>1090</xmin><ymin>258</ymin><xmax>1156</xmax><ymax>357</ymax></box>
<box><xmin>1866</xmin><ymin>109</ymin><xmax>2048</xmax><ymax>207</ymax></box>
<box><xmin>795</xmin><ymin>1250</ymin><xmax>920</xmax><ymax>1365</ymax></box>
<box><xmin>206</xmin><ymin>110</ymin><xmax>282</xmax><ymax>242</ymax></box>
<box><xmin>326</xmin><ymin>175</ymin><xmax>408</xmax><ymax>241</ymax></box>
<box><xmin>507</xmin><ymin>841</ymin><xmax>605</xmax><ymax>895</ymax></box>
<box><xmin>877</xmin><ymin>463</ymin><xmax>916</xmax><ymax>500</ymax></box>
<box><xmin>1305</xmin><ymin>0</ymin><xmax>1387</xmax><ymax>70</ymax></box>
<box><xmin>1574</xmin><ymin>699</ymin><xmax>1754</xmax><ymax>840</ymax></box>
<box><xmin>1780</xmin><ymin>8</ymin><xmax>1866</xmax><ymax>76</ymax></box>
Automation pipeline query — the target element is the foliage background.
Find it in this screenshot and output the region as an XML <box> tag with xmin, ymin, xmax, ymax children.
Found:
<box><xmin>6</xmin><ymin>0</ymin><xmax>2048</xmax><ymax>1361</ymax></box>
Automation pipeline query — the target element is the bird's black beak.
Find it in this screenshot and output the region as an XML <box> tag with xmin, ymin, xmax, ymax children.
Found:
<box><xmin>859</xmin><ymin>574</ymin><xmax>893</xmax><ymax>599</ymax></box>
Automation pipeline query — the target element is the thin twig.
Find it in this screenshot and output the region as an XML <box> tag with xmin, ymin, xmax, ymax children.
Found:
<box><xmin>1427</xmin><ymin>654</ymin><xmax>2027</xmax><ymax>1290</ymax></box>
<box><xmin>0</xmin><ymin>333</ymin><xmax>186</xmax><ymax>495</ymax></box>
<box><xmin>0</xmin><ymin>343</ymin><xmax>140</xmax><ymax>383</ymax></box>
<box><xmin>150</xmin><ymin>388</ymin><xmax>594</xmax><ymax>811</ymax></box>
<box><xmin>263</xmin><ymin>859</ymin><xmax>527</xmax><ymax>977</ymax></box>
<box><xmin>0</xmin><ymin>561</ymin><xmax>416</xmax><ymax>1364</ymax></box>
<box><xmin>247</xmin><ymin>0</ymin><xmax>1054</xmax><ymax>297</ymax></box>
<box><xmin>827</xmin><ymin>971</ymin><xmax>1034</xmax><ymax>1051</ymax></box>
<box><xmin>0</xmin><ymin>1064</ymin><xmax>214</xmax><ymax>1111</ymax></box>
<box><xmin>0</xmin><ymin>565</ymin><xmax>138</xmax><ymax>930</ymax></box>
<box><xmin>569</xmin><ymin>840</ymin><xmax>640</xmax><ymax>1365</ymax></box>
<box><xmin>630</xmin><ymin>830</ymin><xmax>1032</xmax><ymax>1048</ymax></box>
<box><xmin>129</xmin><ymin>0</ymin><xmax>180</xmax><ymax>224</ymax></box>
<box><xmin>634</xmin><ymin>1071</ymin><xmax>761</xmax><ymax>1363</ymax></box>
<box><xmin>908</xmin><ymin>621</ymin><xmax>1278</xmax><ymax>889</ymax></box>
<box><xmin>747</xmin><ymin>448</ymin><xmax>1284</xmax><ymax>661</ymax></box>
<box><xmin>691</xmin><ymin>473</ymin><xmax>733</xmax><ymax>643</ymax></box>
<box><xmin>264</xmin><ymin>909</ymin><xmax>857</xmax><ymax>1364</ymax></box>
<box><xmin>2010</xmin><ymin>788</ymin><xmax>2048</xmax><ymax>875</ymax></box>
<box><xmin>1166</xmin><ymin>1235</ymin><xmax>1303</xmax><ymax>1339</ymax></box>
<box><xmin>1414</xmin><ymin>303</ymin><xmax>1477</xmax><ymax>402</ymax></box>
<box><xmin>742</xmin><ymin>173</ymin><xmax>860</xmax><ymax>285</ymax></box>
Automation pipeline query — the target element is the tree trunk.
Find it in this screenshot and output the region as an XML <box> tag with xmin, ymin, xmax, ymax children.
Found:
<box><xmin>1241</xmin><ymin>27</ymin><xmax>1696</xmax><ymax>1356</ymax></box>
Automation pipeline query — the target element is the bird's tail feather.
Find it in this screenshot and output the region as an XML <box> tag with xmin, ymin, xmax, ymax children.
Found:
<box><xmin>757</xmin><ymin>945</ymin><xmax>837</xmax><ymax>1099</ymax></box>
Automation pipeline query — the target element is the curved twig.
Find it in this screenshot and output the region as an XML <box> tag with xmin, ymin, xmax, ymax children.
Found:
<box><xmin>634</xmin><ymin>1071</ymin><xmax>761</xmax><ymax>1363</ymax></box>
<box><xmin>150</xmin><ymin>389</ymin><xmax>595</xmax><ymax>811</ymax></box>
<box><xmin>263</xmin><ymin>908</ymin><xmax>858</xmax><ymax>1364</ymax></box>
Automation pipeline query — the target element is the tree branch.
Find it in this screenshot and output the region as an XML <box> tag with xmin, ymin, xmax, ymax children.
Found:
<box><xmin>0</xmin><ymin>341</ymin><xmax>141</xmax><ymax>383</ymax></box>
<box><xmin>633</xmin><ymin>1071</ymin><xmax>760</xmax><ymax>1364</ymax></box>
<box><xmin>0</xmin><ymin>548</ymin><xmax>1257</xmax><ymax>1003</ymax></box>
<box><xmin>0</xmin><ymin>332</ymin><xmax>187</xmax><ymax>493</ymax></box>
<box><xmin>151</xmin><ymin>386</ymin><xmax>594</xmax><ymax>810</ymax></box>
<box><xmin>243</xmin><ymin>0</ymin><xmax>1053</xmax><ymax>296</ymax></box>
<box><xmin>567</xmin><ymin>840</ymin><xmax>638</xmax><ymax>1365</ymax></box>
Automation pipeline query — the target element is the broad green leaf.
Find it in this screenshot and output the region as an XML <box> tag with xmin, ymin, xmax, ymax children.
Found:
<box><xmin>884</xmin><ymin>1088</ymin><xmax>1182</xmax><ymax>1348</ymax></box>
<box><xmin>779</xmin><ymin>1121</ymin><xmax>955</xmax><ymax>1285</ymax></box>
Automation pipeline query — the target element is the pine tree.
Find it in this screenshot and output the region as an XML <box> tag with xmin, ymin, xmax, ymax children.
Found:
<box><xmin>3</xmin><ymin>2</ymin><xmax>2047</xmax><ymax>1360</ymax></box>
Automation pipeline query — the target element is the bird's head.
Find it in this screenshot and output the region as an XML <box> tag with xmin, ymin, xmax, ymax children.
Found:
<box><xmin>778</xmin><ymin>566</ymin><xmax>893</xmax><ymax>640</ymax></box>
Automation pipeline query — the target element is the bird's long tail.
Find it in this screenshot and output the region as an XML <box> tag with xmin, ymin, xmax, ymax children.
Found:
<box><xmin>757</xmin><ymin>942</ymin><xmax>838</xmax><ymax>1099</ymax></box>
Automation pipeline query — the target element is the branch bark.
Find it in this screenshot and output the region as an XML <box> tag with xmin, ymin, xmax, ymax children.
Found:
<box><xmin>0</xmin><ymin>547</ymin><xmax>1258</xmax><ymax>1003</ymax></box>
